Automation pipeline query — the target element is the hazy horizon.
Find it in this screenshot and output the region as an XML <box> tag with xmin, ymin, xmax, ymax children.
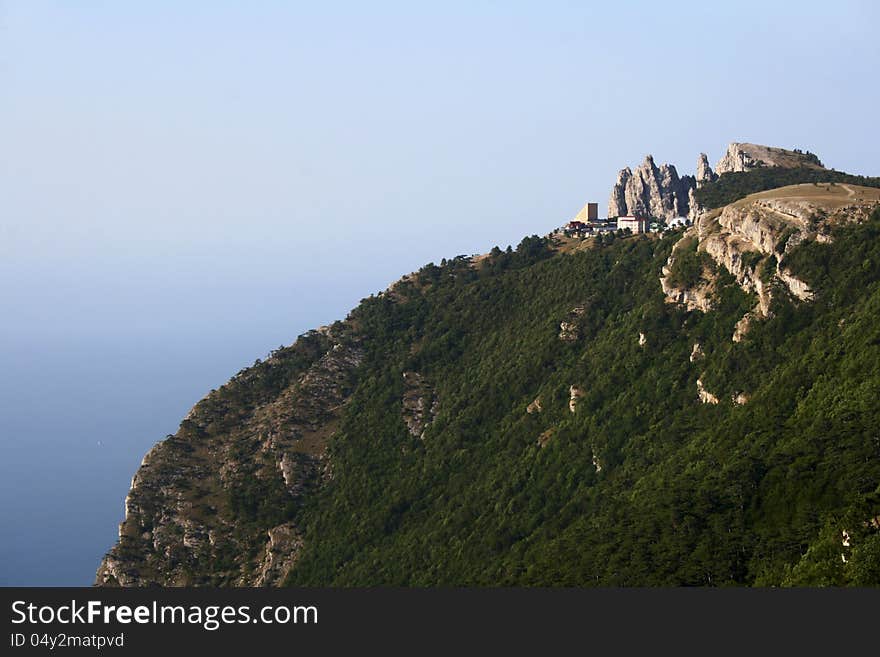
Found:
<box><xmin>2</xmin><ymin>1</ymin><xmax>879</xmax><ymax>585</ymax></box>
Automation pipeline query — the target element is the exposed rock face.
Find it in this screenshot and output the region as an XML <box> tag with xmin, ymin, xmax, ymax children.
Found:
<box><xmin>558</xmin><ymin>321</ymin><xmax>579</xmax><ymax>342</ymax></box>
<box><xmin>638</xmin><ymin>332</ymin><xmax>647</xmax><ymax>347</ymax></box>
<box><xmin>687</xmin><ymin>187</ymin><xmax>702</xmax><ymax>222</ymax></box>
<box><xmin>696</xmin><ymin>153</ymin><xmax>717</xmax><ymax>187</ymax></box>
<box><xmin>661</xmin><ymin>183</ymin><xmax>878</xmax><ymax>340</ymax></box>
<box><xmin>608</xmin><ymin>143</ymin><xmax>826</xmax><ymax>225</ymax></box>
<box><xmin>569</xmin><ymin>385</ymin><xmax>585</xmax><ymax>413</ymax></box>
<box><xmin>715</xmin><ymin>143</ymin><xmax>825</xmax><ymax>175</ymax></box>
<box><xmin>96</xmin><ymin>323</ymin><xmax>364</xmax><ymax>586</ymax></box>
<box><xmin>558</xmin><ymin>305</ymin><xmax>586</xmax><ymax>342</ymax></box>
<box><xmin>526</xmin><ymin>397</ymin><xmax>543</xmax><ymax>414</ymax></box>
<box><xmin>688</xmin><ymin>153</ymin><xmax>716</xmax><ymax>221</ymax></box>
<box><xmin>690</xmin><ymin>343</ymin><xmax>704</xmax><ymax>363</ymax></box>
<box><xmin>608</xmin><ymin>155</ymin><xmax>695</xmax><ymax>220</ymax></box>
<box><xmin>402</xmin><ymin>371</ymin><xmax>438</xmax><ymax>439</ymax></box>
<box><xmin>697</xmin><ymin>378</ymin><xmax>720</xmax><ymax>405</ymax></box>
<box><xmin>248</xmin><ymin>522</ymin><xmax>303</xmax><ymax>587</ymax></box>
<box><xmin>660</xmin><ymin>252</ymin><xmax>716</xmax><ymax>313</ymax></box>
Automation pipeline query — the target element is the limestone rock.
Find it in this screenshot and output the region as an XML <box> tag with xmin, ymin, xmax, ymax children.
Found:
<box><xmin>608</xmin><ymin>155</ymin><xmax>695</xmax><ymax>221</ymax></box>
<box><xmin>559</xmin><ymin>321</ymin><xmax>580</xmax><ymax>342</ymax></box>
<box><xmin>660</xmin><ymin>242</ymin><xmax>716</xmax><ymax>313</ymax></box>
<box><xmin>558</xmin><ymin>305</ymin><xmax>587</xmax><ymax>342</ymax></box>
<box><xmin>659</xmin><ymin>182</ymin><xmax>879</xmax><ymax>340</ymax></box>
<box><xmin>696</xmin><ymin>378</ymin><xmax>720</xmax><ymax>405</ymax></box>
<box><xmin>715</xmin><ymin>143</ymin><xmax>825</xmax><ymax>175</ymax></box>
<box><xmin>688</xmin><ymin>187</ymin><xmax>703</xmax><ymax>222</ymax></box>
<box><xmin>402</xmin><ymin>371</ymin><xmax>438</xmax><ymax>439</ymax></box>
<box><xmin>696</xmin><ymin>153</ymin><xmax>717</xmax><ymax>187</ymax></box>
<box><xmin>569</xmin><ymin>385</ymin><xmax>585</xmax><ymax>413</ymax></box>
<box><xmin>526</xmin><ymin>397</ymin><xmax>543</xmax><ymax>414</ymax></box>
<box><xmin>95</xmin><ymin>323</ymin><xmax>365</xmax><ymax>587</ymax></box>
<box><xmin>247</xmin><ymin>522</ymin><xmax>303</xmax><ymax>587</ymax></box>
<box><xmin>690</xmin><ymin>343</ymin><xmax>704</xmax><ymax>362</ymax></box>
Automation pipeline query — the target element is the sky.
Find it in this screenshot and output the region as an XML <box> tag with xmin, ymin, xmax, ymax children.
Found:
<box><xmin>1</xmin><ymin>1</ymin><xmax>878</xmax><ymax>585</ymax></box>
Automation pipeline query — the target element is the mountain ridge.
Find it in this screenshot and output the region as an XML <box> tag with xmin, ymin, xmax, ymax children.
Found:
<box><xmin>96</xmin><ymin>146</ymin><xmax>880</xmax><ymax>587</ymax></box>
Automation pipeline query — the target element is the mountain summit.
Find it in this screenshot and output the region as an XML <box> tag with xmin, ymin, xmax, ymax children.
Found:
<box><xmin>609</xmin><ymin>142</ymin><xmax>828</xmax><ymax>223</ymax></box>
<box><xmin>714</xmin><ymin>142</ymin><xmax>824</xmax><ymax>175</ymax></box>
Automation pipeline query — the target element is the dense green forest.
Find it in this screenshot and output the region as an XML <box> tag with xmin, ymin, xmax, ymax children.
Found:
<box><xmin>695</xmin><ymin>167</ymin><xmax>880</xmax><ymax>209</ymax></box>
<box><xmin>265</xmin><ymin>206</ymin><xmax>880</xmax><ymax>586</ymax></box>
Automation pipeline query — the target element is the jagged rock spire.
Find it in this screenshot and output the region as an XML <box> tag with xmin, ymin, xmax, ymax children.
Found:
<box><xmin>608</xmin><ymin>155</ymin><xmax>694</xmax><ymax>220</ymax></box>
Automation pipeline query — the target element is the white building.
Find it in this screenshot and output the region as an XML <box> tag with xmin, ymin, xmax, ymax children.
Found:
<box><xmin>617</xmin><ymin>216</ymin><xmax>648</xmax><ymax>234</ymax></box>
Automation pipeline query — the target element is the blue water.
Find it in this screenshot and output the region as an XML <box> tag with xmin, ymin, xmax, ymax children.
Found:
<box><xmin>0</xmin><ymin>326</ymin><xmax>322</xmax><ymax>585</ymax></box>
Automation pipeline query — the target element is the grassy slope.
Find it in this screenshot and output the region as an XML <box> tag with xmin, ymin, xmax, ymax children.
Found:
<box><xmin>281</xmin><ymin>210</ymin><xmax>880</xmax><ymax>586</ymax></box>
<box><xmin>695</xmin><ymin>167</ymin><xmax>880</xmax><ymax>210</ymax></box>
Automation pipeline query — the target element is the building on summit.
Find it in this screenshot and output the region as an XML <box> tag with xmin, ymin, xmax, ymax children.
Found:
<box><xmin>572</xmin><ymin>202</ymin><xmax>599</xmax><ymax>223</ymax></box>
<box><xmin>617</xmin><ymin>216</ymin><xmax>648</xmax><ymax>234</ymax></box>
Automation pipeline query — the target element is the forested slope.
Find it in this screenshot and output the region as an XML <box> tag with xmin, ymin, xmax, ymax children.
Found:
<box><xmin>98</xmin><ymin>204</ymin><xmax>880</xmax><ymax>587</ymax></box>
<box><xmin>285</xmin><ymin>208</ymin><xmax>880</xmax><ymax>586</ymax></box>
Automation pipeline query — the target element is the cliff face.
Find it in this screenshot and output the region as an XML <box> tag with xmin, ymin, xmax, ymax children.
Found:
<box><xmin>608</xmin><ymin>155</ymin><xmax>694</xmax><ymax>220</ymax></box>
<box><xmin>96</xmin><ymin>322</ymin><xmax>364</xmax><ymax>586</ymax></box>
<box><xmin>661</xmin><ymin>182</ymin><xmax>879</xmax><ymax>339</ymax></box>
<box><xmin>714</xmin><ymin>143</ymin><xmax>825</xmax><ymax>175</ymax></box>
<box><xmin>688</xmin><ymin>153</ymin><xmax>717</xmax><ymax>221</ymax></box>
<box><xmin>695</xmin><ymin>153</ymin><xmax>717</xmax><ymax>187</ymax></box>
<box><xmin>611</xmin><ymin>144</ymin><xmax>827</xmax><ymax>224</ymax></box>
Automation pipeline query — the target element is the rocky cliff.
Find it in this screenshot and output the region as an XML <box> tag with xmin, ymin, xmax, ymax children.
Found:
<box><xmin>611</xmin><ymin>144</ymin><xmax>827</xmax><ymax>224</ymax></box>
<box><xmin>695</xmin><ymin>153</ymin><xmax>717</xmax><ymax>187</ymax></box>
<box><xmin>714</xmin><ymin>143</ymin><xmax>825</xmax><ymax>175</ymax></box>
<box><xmin>608</xmin><ymin>155</ymin><xmax>694</xmax><ymax>221</ymax></box>
<box><xmin>661</xmin><ymin>182</ymin><xmax>880</xmax><ymax>339</ymax></box>
<box><xmin>96</xmin><ymin>322</ymin><xmax>365</xmax><ymax>586</ymax></box>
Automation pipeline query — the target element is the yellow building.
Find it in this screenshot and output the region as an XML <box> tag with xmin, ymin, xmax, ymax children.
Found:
<box><xmin>572</xmin><ymin>202</ymin><xmax>599</xmax><ymax>223</ymax></box>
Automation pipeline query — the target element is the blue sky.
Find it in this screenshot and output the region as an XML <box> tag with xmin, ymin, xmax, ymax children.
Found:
<box><xmin>1</xmin><ymin>1</ymin><xmax>878</xmax><ymax>584</ymax></box>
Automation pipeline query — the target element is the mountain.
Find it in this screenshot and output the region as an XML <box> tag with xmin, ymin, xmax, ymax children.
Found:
<box><xmin>97</xmin><ymin>151</ymin><xmax>880</xmax><ymax>587</ymax></box>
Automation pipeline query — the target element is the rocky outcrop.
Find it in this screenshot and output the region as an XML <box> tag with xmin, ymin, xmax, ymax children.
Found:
<box><xmin>402</xmin><ymin>371</ymin><xmax>438</xmax><ymax>439</ymax></box>
<box><xmin>247</xmin><ymin>522</ymin><xmax>303</xmax><ymax>587</ymax></box>
<box><xmin>558</xmin><ymin>305</ymin><xmax>587</xmax><ymax>342</ymax></box>
<box><xmin>526</xmin><ymin>397</ymin><xmax>543</xmax><ymax>414</ymax></box>
<box><xmin>607</xmin><ymin>144</ymin><xmax>825</xmax><ymax>225</ymax></box>
<box><xmin>696</xmin><ymin>153</ymin><xmax>717</xmax><ymax>187</ymax></box>
<box><xmin>688</xmin><ymin>153</ymin><xmax>717</xmax><ymax>221</ymax></box>
<box><xmin>661</xmin><ymin>183</ymin><xmax>879</xmax><ymax>341</ymax></box>
<box><xmin>569</xmin><ymin>385</ymin><xmax>585</xmax><ymax>413</ymax></box>
<box><xmin>558</xmin><ymin>321</ymin><xmax>579</xmax><ymax>342</ymax></box>
<box><xmin>96</xmin><ymin>323</ymin><xmax>364</xmax><ymax>587</ymax></box>
<box><xmin>608</xmin><ymin>155</ymin><xmax>694</xmax><ymax>221</ymax></box>
<box><xmin>687</xmin><ymin>187</ymin><xmax>702</xmax><ymax>222</ymax></box>
<box><xmin>715</xmin><ymin>143</ymin><xmax>825</xmax><ymax>175</ymax></box>
<box><xmin>697</xmin><ymin>378</ymin><xmax>720</xmax><ymax>405</ymax></box>
<box><xmin>660</xmin><ymin>250</ymin><xmax>716</xmax><ymax>312</ymax></box>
